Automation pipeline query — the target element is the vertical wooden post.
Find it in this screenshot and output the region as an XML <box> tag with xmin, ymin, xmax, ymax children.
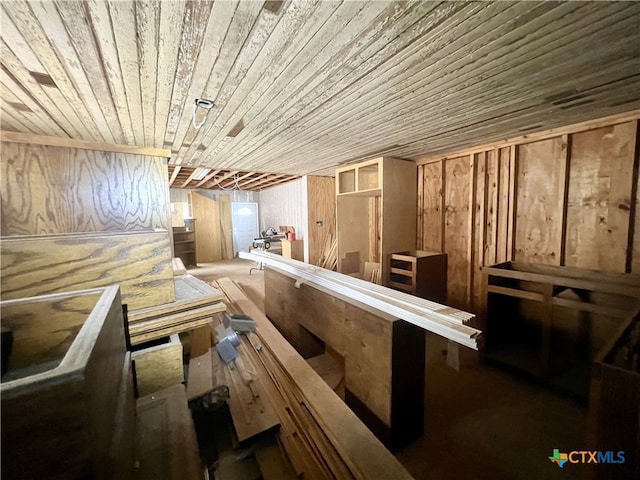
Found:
<box><xmin>507</xmin><ymin>145</ymin><xmax>519</xmax><ymax>261</ymax></box>
<box><xmin>559</xmin><ymin>134</ymin><xmax>572</xmax><ymax>266</ymax></box>
<box><xmin>626</xmin><ymin>120</ymin><xmax>640</xmax><ymax>273</ymax></box>
<box><xmin>417</xmin><ymin>165</ymin><xmax>424</xmax><ymax>251</ymax></box>
<box><xmin>440</xmin><ymin>159</ymin><xmax>446</xmax><ymax>253</ymax></box>
<box><xmin>467</xmin><ymin>154</ymin><xmax>478</xmax><ymax>309</ymax></box>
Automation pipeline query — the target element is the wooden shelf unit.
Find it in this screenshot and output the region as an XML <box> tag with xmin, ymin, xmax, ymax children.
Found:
<box><xmin>388</xmin><ymin>251</ymin><xmax>447</xmax><ymax>303</ymax></box>
<box><xmin>482</xmin><ymin>262</ymin><xmax>640</xmax><ymax>398</ymax></box>
<box><xmin>281</xmin><ymin>239</ymin><xmax>304</xmax><ymax>261</ymax></box>
<box><xmin>336</xmin><ymin>157</ymin><xmax>416</xmax><ymax>285</ymax></box>
<box><xmin>173</xmin><ymin>218</ymin><xmax>197</xmax><ymax>267</ymax></box>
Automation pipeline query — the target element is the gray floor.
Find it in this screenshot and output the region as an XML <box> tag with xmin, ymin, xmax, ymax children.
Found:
<box><xmin>189</xmin><ymin>259</ymin><xmax>588</xmax><ymax>480</ymax></box>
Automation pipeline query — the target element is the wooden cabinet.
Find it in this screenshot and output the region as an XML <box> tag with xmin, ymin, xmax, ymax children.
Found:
<box><xmin>281</xmin><ymin>239</ymin><xmax>304</xmax><ymax>261</ymax></box>
<box><xmin>336</xmin><ymin>157</ymin><xmax>416</xmax><ymax>285</ymax></box>
<box><xmin>173</xmin><ymin>219</ymin><xmax>197</xmax><ymax>267</ymax></box>
<box><xmin>482</xmin><ymin>261</ymin><xmax>640</xmax><ymax>398</ymax></box>
<box><xmin>389</xmin><ymin>251</ymin><xmax>447</xmax><ymax>303</ymax></box>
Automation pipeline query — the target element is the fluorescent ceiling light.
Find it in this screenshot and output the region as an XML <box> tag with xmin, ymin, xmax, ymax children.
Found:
<box><xmin>193</xmin><ymin>168</ymin><xmax>211</xmax><ymax>181</ymax></box>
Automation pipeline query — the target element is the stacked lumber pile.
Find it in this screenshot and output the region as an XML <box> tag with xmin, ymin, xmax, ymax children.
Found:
<box><xmin>317</xmin><ymin>234</ymin><xmax>337</xmax><ymax>270</ymax></box>
<box><xmin>128</xmin><ymin>275</ymin><xmax>226</xmax><ymax>345</ymax></box>
<box><xmin>211</xmin><ymin>278</ymin><xmax>412</xmax><ymax>480</ymax></box>
<box><xmin>241</xmin><ymin>250</ymin><xmax>481</xmax><ymax>350</ymax></box>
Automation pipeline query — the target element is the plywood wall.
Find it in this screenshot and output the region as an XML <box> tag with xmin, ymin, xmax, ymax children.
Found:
<box><xmin>1</xmin><ymin>143</ymin><xmax>170</xmax><ymax>235</ymax></box>
<box><xmin>418</xmin><ymin>116</ymin><xmax>639</xmax><ymax>313</ymax></box>
<box><xmin>306</xmin><ymin>176</ymin><xmax>335</xmax><ymax>266</ymax></box>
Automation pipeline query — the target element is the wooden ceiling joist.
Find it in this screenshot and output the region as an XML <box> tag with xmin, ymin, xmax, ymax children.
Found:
<box><xmin>167</xmin><ymin>166</ymin><xmax>299</xmax><ymax>191</ymax></box>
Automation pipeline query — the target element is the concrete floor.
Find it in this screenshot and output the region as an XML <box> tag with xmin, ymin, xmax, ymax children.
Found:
<box><xmin>189</xmin><ymin>259</ymin><xmax>588</xmax><ymax>480</ymax></box>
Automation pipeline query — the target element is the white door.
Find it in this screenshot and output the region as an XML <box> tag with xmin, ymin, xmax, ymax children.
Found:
<box><xmin>232</xmin><ymin>202</ymin><xmax>259</xmax><ymax>256</ymax></box>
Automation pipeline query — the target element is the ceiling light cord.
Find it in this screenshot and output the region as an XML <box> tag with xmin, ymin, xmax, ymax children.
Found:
<box><xmin>213</xmin><ymin>174</ymin><xmax>244</xmax><ymax>191</ymax></box>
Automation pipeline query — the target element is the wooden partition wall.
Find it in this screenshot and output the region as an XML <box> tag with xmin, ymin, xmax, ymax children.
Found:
<box><xmin>0</xmin><ymin>139</ymin><xmax>174</xmax><ymax>309</ymax></box>
<box><xmin>417</xmin><ymin>111</ymin><xmax>640</xmax><ymax>314</ymax></box>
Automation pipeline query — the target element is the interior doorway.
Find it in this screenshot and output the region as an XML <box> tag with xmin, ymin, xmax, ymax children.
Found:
<box><xmin>232</xmin><ymin>202</ymin><xmax>259</xmax><ymax>257</ymax></box>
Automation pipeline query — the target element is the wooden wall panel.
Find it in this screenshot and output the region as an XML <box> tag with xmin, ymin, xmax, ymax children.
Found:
<box><xmin>566</xmin><ymin>122</ymin><xmax>636</xmax><ymax>272</ymax></box>
<box><xmin>1</xmin><ymin>143</ymin><xmax>170</xmax><ymax>235</ymax></box>
<box><xmin>0</xmin><ymin>231</ymin><xmax>175</xmax><ymax>310</ymax></box>
<box><xmin>219</xmin><ymin>194</ymin><xmax>234</xmax><ymax>260</ymax></box>
<box><xmin>189</xmin><ymin>191</ymin><xmax>222</xmax><ymax>263</ymax></box>
<box><xmin>514</xmin><ymin>137</ymin><xmax>567</xmax><ymax>265</ymax></box>
<box><xmin>444</xmin><ymin>156</ymin><xmax>472</xmax><ymax>309</ymax></box>
<box><xmin>417</xmin><ymin>113</ymin><xmax>640</xmax><ymax>314</ymax></box>
<box><xmin>306</xmin><ymin>176</ymin><xmax>335</xmax><ymax>266</ymax></box>
<box><xmin>417</xmin><ymin>162</ymin><xmax>442</xmax><ymax>251</ymax></box>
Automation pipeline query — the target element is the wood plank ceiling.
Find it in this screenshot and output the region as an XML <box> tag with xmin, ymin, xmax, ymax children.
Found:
<box><xmin>1</xmin><ymin>1</ymin><xmax>639</xmax><ymax>186</ymax></box>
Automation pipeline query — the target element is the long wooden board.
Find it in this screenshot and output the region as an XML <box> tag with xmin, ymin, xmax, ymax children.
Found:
<box><xmin>1</xmin><ymin>230</ymin><xmax>175</xmax><ymax>310</ymax></box>
<box><xmin>216</xmin><ymin>278</ymin><xmax>413</xmax><ymax>480</ymax></box>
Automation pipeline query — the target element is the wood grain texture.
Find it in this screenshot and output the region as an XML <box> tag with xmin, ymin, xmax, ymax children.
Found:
<box><xmin>135</xmin><ymin>384</ymin><xmax>203</xmax><ymax>480</ymax></box>
<box><xmin>189</xmin><ymin>191</ymin><xmax>221</xmax><ymax>262</ymax></box>
<box><xmin>1</xmin><ymin>231</ymin><xmax>175</xmax><ymax>310</ymax></box>
<box><xmin>219</xmin><ymin>193</ymin><xmax>234</xmax><ymax>260</ymax></box>
<box><xmin>217</xmin><ymin>277</ymin><xmax>414</xmax><ymax>480</ymax></box>
<box><xmin>418</xmin><ymin>162</ymin><xmax>443</xmax><ymax>252</ymax></box>
<box><xmin>1</xmin><ymin>286</ymin><xmax>130</xmax><ymax>480</ymax></box>
<box><xmin>132</xmin><ymin>334</ymin><xmax>184</xmax><ymax>397</ymax></box>
<box><xmin>1</xmin><ymin>143</ymin><xmax>170</xmax><ymax>235</ymax></box>
<box><xmin>307</xmin><ymin>175</ymin><xmax>335</xmax><ymax>266</ymax></box>
<box><xmin>565</xmin><ymin>122</ymin><xmax>636</xmax><ymax>272</ymax></box>
<box><xmin>515</xmin><ymin>137</ymin><xmax>567</xmax><ymax>265</ymax></box>
<box><xmin>444</xmin><ymin>156</ymin><xmax>472</xmax><ymax>310</ymax></box>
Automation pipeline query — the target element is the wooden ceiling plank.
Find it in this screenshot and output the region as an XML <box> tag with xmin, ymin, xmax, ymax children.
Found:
<box><xmin>85</xmin><ymin>0</ymin><xmax>135</xmax><ymax>144</ymax></box>
<box><xmin>0</xmin><ymin>99</ymin><xmax>54</xmax><ymax>136</ymax></box>
<box><xmin>193</xmin><ymin>169</ymin><xmax>222</xmax><ymax>188</ymax></box>
<box><xmin>136</xmin><ymin>0</ymin><xmax>160</xmax><ymax>146</ymax></box>
<box><xmin>0</xmin><ymin>131</ymin><xmax>171</xmax><ymax>158</ymax></box>
<box><xmin>180</xmin><ymin>0</ymin><xmax>287</xmax><ymax>164</ymax></box>
<box><xmin>170</xmin><ymin>0</ymin><xmax>239</xmax><ymax>158</ymax></box>
<box><xmin>286</xmin><ymin>4</ymin><xmax>635</xmax><ymax>164</ymax></box>
<box><xmin>197</xmin><ymin>0</ymin><xmax>334</xmax><ymax>163</ymax></box>
<box><xmin>0</xmin><ymin>108</ymin><xmax>34</xmax><ymax>133</ymax></box>
<box><xmin>54</xmin><ymin>0</ymin><xmax>126</xmax><ymax>143</ymax></box>
<box><xmin>0</xmin><ymin>39</ymin><xmax>81</xmax><ymax>139</ymax></box>
<box><xmin>108</xmin><ymin>0</ymin><xmax>144</xmax><ymax>146</ymax></box>
<box><xmin>163</xmin><ymin>0</ymin><xmax>214</xmax><ymax>146</ymax></box>
<box><xmin>183</xmin><ymin>2</ymin><xmax>268</xmax><ymax>162</ymax></box>
<box><xmin>24</xmin><ymin>0</ymin><xmax>116</xmax><ymax>143</ymax></box>
<box><xmin>204</xmin><ymin>1</ymin><xmax>477</xmax><ymax>170</ymax></box>
<box><xmin>201</xmin><ymin>0</ymin><xmax>424</xmax><ymax>168</ymax></box>
<box><xmin>226</xmin><ymin>1</ymin><xmax>636</xmax><ymax>171</ymax></box>
<box><xmin>154</xmin><ymin>0</ymin><xmax>186</xmax><ymax>149</ymax></box>
<box><xmin>219</xmin><ymin>2</ymin><xmax>542</xmax><ymax>169</ymax></box>
<box><xmin>306</xmin><ymin>31</ymin><xmax>640</xmax><ymax>167</ymax></box>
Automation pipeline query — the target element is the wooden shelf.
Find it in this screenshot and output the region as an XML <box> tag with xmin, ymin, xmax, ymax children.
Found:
<box><xmin>173</xmin><ymin>221</ymin><xmax>197</xmax><ymax>267</ymax></box>
<box><xmin>388</xmin><ymin>251</ymin><xmax>447</xmax><ymax>303</ymax></box>
<box><xmin>336</xmin><ymin>157</ymin><xmax>417</xmax><ymax>285</ymax></box>
<box><xmin>482</xmin><ymin>261</ymin><xmax>640</xmax><ymax>399</ymax></box>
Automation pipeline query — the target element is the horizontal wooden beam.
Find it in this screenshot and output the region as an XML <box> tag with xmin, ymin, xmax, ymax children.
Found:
<box><xmin>0</xmin><ymin>131</ymin><xmax>171</xmax><ymax>158</ymax></box>
<box><xmin>239</xmin><ymin>251</ymin><xmax>480</xmax><ymax>349</ymax></box>
<box><xmin>418</xmin><ymin>109</ymin><xmax>640</xmax><ymax>165</ymax></box>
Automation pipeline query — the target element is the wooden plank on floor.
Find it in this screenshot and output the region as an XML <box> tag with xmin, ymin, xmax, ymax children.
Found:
<box><xmin>216</xmin><ymin>278</ymin><xmax>413</xmax><ymax>480</ymax></box>
<box><xmin>135</xmin><ymin>384</ymin><xmax>202</xmax><ymax>480</ymax></box>
<box><xmin>186</xmin><ymin>349</ymin><xmax>214</xmax><ymax>401</ymax></box>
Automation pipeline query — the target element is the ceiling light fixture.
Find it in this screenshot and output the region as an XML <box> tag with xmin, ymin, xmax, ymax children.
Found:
<box><xmin>192</xmin><ymin>98</ymin><xmax>215</xmax><ymax>130</ymax></box>
<box><xmin>192</xmin><ymin>167</ymin><xmax>211</xmax><ymax>181</ymax></box>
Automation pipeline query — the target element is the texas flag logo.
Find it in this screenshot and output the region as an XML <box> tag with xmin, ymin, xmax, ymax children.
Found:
<box><xmin>549</xmin><ymin>449</ymin><xmax>569</xmax><ymax>468</ymax></box>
